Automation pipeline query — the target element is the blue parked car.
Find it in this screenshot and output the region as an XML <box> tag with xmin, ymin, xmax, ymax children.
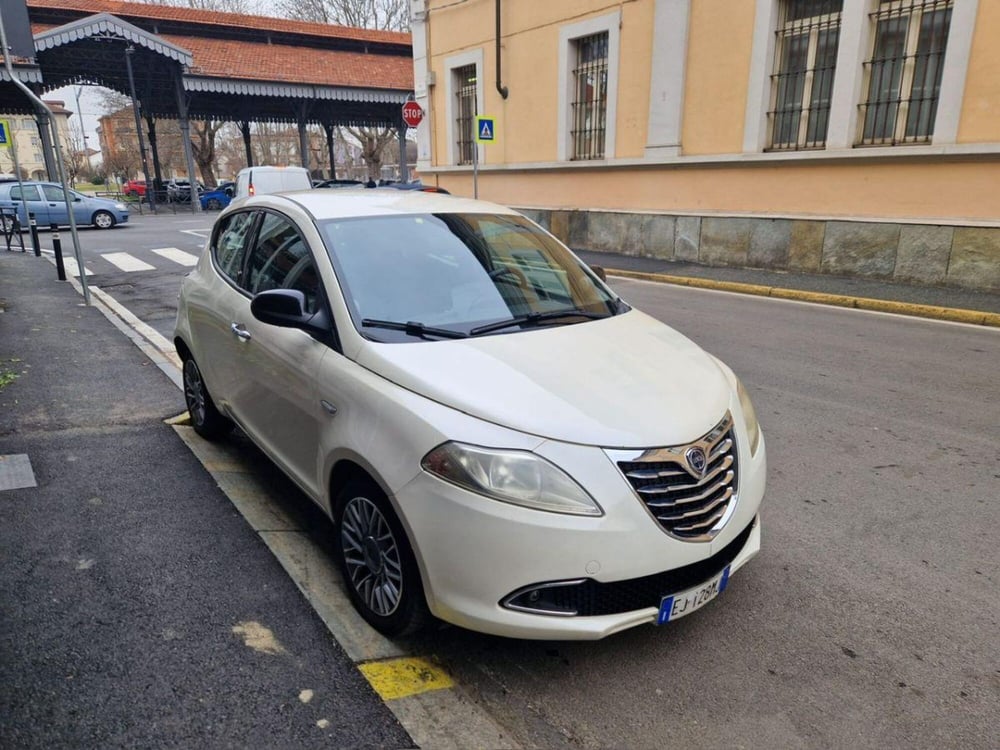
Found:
<box><xmin>200</xmin><ymin>186</ymin><xmax>232</xmax><ymax>211</ymax></box>
<box><xmin>0</xmin><ymin>181</ymin><xmax>129</xmax><ymax>230</ymax></box>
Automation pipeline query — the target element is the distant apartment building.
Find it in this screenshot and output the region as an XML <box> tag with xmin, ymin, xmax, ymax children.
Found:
<box><xmin>411</xmin><ymin>0</ymin><xmax>1000</xmax><ymax>291</ymax></box>
<box><xmin>0</xmin><ymin>101</ymin><xmax>73</xmax><ymax>180</ymax></box>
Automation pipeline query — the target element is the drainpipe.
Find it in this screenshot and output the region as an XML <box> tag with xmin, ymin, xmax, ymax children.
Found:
<box><xmin>495</xmin><ymin>0</ymin><xmax>508</xmax><ymax>99</ymax></box>
<box><xmin>0</xmin><ymin>15</ymin><xmax>89</xmax><ymax>303</ymax></box>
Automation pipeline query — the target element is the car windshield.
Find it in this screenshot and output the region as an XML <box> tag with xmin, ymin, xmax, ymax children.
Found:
<box><xmin>319</xmin><ymin>213</ymin><xmax>621</xmax><ymax>342</ymax></box>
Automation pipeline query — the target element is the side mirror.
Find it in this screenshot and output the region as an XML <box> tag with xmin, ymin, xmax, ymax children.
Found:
<box><xmin>251</xmin><ymin>289</ymin><xmax>309</xmax><ymax>327</ymax></box>
<box><xmin>590</xmin><ymin>265</ymin><xmax>607</xmax><ymax>282</ymax></box>
<box><xmin>251</xmin><ymin>289</ymin><xmax>330</xmax><ymax>336</ymax></box>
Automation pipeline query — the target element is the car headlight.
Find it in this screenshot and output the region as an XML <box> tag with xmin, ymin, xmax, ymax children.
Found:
<box><xmin>736</xmin><ymin>378</ymin><xmax>761</xmax><ymax>456</ymax></box>
<box><xmin>421</xmin><ymin>442</ymin><xmax>603</xmax><ymax>516</ymax></box>
<box><xmin>114</xmin><ymin>203</ymin><xmax>127</xmax><ymax>211</ymax></box>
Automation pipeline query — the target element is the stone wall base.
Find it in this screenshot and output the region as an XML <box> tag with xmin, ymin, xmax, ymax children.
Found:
<box><xmin>516</xmin><ymin>208</ymin><xmax>1000</xmax><ymax>292</ymax></box>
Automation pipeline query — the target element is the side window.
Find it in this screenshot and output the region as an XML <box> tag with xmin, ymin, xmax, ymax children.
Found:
<box><xmin>212</xmin><ymin>211</ymin><xmax>256</xmax><ymax>288</ymax></box>
<box><xmin>41</xmin><ymin>185</ymin><xmax>65</xmax><ymax>201</ymax></box>
<box><xmin>10</xmin><ymin>185</ymin><xmax>41</xmax><ymax>201</ymax></box>
<box><xmin>246</xmin><ymin>213</ymin><xmax>320</xmax><ymax>314</ymax></box>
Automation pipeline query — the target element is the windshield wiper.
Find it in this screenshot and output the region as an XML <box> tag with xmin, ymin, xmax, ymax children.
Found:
<box><xmin>469</xmin><ymin>309</ymin><xmax>611</xmax><ymax>336</ymax></box>
<box><xmin>361</xmin><ymin>318</ymin><xmax>468</xmax><ymax>340</ymax></box>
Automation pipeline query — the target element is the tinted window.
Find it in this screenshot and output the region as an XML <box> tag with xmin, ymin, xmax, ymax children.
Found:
<box><xmin>10</xmin><ymin>185</ymin><xmax>41</xmax><ymax>201</ymax></box>
<box><xmin>246</xmin><ymin>213</ymin><xmax>320</xmax><ymax>314</ymax></box>
<box><xmin>212</xmin><ymin>211</ymin><xmax>256</xmax><ymax>287</ymax></box>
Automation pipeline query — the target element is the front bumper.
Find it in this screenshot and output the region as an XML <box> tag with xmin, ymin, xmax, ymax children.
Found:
<box><xmin>392</xmin><ymin>435</ymin><xmax>765</xmax><ymax>640</ymax></box>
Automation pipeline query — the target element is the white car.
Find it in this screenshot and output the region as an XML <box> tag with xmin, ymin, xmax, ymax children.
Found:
<box><xmin>174</xmin><ymin>190</ymin><xmax>765</xmax><ymax>640</ymax></box>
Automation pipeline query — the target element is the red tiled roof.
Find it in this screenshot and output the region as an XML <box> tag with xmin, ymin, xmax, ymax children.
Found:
<box><xmin>165</xmin><ymin>35</ymin><xmax>413</xmax><ymax>89</ymax></box>
<box><xmin>26</xmin><ymin>0</ymin><xmax>411</xmax><ymax>46</ymax></box>
<box><xmin>29</xmin><ymin>7</ymin><xmax>414</xmax><ymax>91</ymax></box>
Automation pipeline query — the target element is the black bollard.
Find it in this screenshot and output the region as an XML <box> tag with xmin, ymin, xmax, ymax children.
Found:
<box><xmin>29</xmin><ymin>213</ymin><xmax>40</xmax><ymax>257</ymax></box>
<box><xmin>51</xmin><ymin>223</ymin><xmax>66</xmax><ymax>281</ymax></box>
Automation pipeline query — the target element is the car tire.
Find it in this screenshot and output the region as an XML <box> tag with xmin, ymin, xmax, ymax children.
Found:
<box><xmin>206</xmin><ymin>198</ymin><xmax>222</xmax><ymax>210</ymax></box>
<box><xmin>92</xmin><ymin>210</ymin><xmax>115</xmax><ymax>230</ymax></box>
<box><xmin>335</xmin><ymin>477</ymin><xmax>430</xmax><ymax>637</ymax></box>
<box><xmin>182</xmin><ymin>357</ymin><xmax>233</xmax><ymax>440</ymax></box>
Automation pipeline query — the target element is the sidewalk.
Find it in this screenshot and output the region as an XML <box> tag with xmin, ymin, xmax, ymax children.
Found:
<box><xmin>575</xmin><ymin>249</ymin><xmax>1000</xmax><ymax>324</ymax></box>
<box><xmin>0</xmin><ymin>251</ymin><xmax>412</xmax><ymax>749</ymax></box>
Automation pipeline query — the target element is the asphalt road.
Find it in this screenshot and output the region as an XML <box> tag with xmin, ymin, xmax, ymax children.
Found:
<box><xmin>22</xmin><ymin>214</ymin><xmax>1000</xmax><ymax>749</ymax></box>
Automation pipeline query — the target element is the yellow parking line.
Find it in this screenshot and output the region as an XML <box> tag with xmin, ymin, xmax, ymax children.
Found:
<box><xmin>164</xmin><ymin>411</ymin><xmax>191</xmax><ymax>426</ymax></box>
<box><xmin>359</xmin><ymin>657</ymin><xmax>454</xmax><ymax>701</ymax></box>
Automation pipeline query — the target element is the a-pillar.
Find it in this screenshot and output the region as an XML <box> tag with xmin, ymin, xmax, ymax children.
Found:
<box><xmin>174</xmin><ymin>73</ymin><xmax>201</xmax><ymax>213</ymax></box>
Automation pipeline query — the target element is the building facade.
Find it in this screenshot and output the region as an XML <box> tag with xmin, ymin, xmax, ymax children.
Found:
<box><xmin>0</xmin><ymin>101</ymin><xmax>73</xmax><ymax>181</ymax></box>
<box><xmin>410</xmin><ymin>0</ymin><xmax>1000</xmax><ymax>290</ymax></box>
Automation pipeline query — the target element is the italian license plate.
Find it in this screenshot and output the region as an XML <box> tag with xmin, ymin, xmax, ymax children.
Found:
<box><xmin>657</xmin><ymin>566</ymin><xmax>730</xmax><ymax>625</ymax></box>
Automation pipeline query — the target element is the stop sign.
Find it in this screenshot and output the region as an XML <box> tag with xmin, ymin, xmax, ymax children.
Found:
<box><xmin>402</xmin><ymin>101</ymin><xmax>424</xmax><ymax>128</ymax></box>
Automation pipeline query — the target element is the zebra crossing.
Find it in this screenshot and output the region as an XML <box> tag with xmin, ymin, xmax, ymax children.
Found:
<box><xmin>57</xmin><ymin>246</ymin><xmax>201</xmax><ymax>277</ymax></box>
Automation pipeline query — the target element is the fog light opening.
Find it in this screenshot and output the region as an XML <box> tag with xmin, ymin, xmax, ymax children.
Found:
<box><xmin>501</xmin><ymin>579</ymin><xmax>588</xmax><ymax>617</ymax></box>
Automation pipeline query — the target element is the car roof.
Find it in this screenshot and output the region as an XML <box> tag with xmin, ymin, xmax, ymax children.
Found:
<box><xmin>254</xmin><ymin>188</ymin><xmax>520</xmax><ymax>220</ymax></box>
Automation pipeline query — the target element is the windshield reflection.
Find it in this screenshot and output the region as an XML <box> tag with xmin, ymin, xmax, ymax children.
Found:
<box><xmin>320</xmin><ymin>213</ymin><xmax>619</xmax><ymax>342</ymax></box>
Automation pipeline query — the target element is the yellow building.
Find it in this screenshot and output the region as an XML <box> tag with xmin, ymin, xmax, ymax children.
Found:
<box><xmin>0</xmin><ymin>101</ymin><xmax>73</xmax><ymax>181</ymax></box>
<box><xmin>411</xmin><ymin>0</ymin><xmax>1000</xmax><ymax>290</ymax></box>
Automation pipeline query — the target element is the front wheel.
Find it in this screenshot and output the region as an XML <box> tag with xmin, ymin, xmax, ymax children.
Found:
<box><xmin>92</xmin><ymin>210</ymin><xmax>115</xmax><ymax>230</ymax></box>
<box><xmin>206</xmin><ymin>198</ymin><xmax>222</xmax><ymax>210</ymax></box>
<box><xmin>335</xmin><ymin>478</ymin><xmax>430</xmax><ymax>637</ymax></box>
<box><xmin>182</xmin><ymin>357</ymin><xmax>233</xmax><ymax>440</ymax></box>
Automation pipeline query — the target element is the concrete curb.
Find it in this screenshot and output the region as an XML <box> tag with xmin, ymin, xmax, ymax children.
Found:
<box><xmin>607</xmin><ymin>269</ymin><xmax>1000</xmax><ymax>328</ymax></box>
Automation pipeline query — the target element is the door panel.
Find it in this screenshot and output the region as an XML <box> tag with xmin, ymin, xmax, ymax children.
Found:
<box><xmin>226</xmin><ymin>211</ymin><xmax>327</xmax><ymax>497</ymax></box>
<box><xmin>9</xmin><ymin>184</ymin><xmax>48</xmax><ymax>226</ymax></box>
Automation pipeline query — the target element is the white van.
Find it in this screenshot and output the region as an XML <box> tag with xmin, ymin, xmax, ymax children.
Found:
<box><xmin>234</xmin><ymin>166</ymin><xmax>311</xmax><ymax>199</ymax></box>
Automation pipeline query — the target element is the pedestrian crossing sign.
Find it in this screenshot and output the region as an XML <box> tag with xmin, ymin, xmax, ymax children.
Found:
<box><xmin>475</xmin><ymin>116</ymin><xmax>496</xmax><ymax>144</ymax></box>
<box><xmin>0</xmin><ymin>120</ymin><xmax>10</xmax><ymax>148</ymax></box>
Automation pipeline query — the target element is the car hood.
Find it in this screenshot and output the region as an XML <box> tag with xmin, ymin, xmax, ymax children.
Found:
<box><xmin>355</xmin><ymin>310</ymin><xmax>733</xmax><ymax>447</ymax></box>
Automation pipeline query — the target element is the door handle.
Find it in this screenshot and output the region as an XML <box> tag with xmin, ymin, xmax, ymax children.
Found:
<box><xmin>230</xmin><ymin>323</ymin><xmax>252</xmax><ymax>341</ymax></box>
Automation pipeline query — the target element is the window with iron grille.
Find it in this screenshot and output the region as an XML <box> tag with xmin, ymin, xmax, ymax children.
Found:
<box><xmin>454</xmin><ymin>64</ymin><xmax>478</xmax><ymax>166</ymax></box>
<box><xmin>769</xmin><ymin>1</ymin><xmax>843</xmax><ymax>150</ymax></box>
<box><xmin>570</xmin><ymin>32</ymin><xmax>609</xmax><ymax>160</ymax></box>
<box><xmin>858</xmin><ymin>0</ymin><xmax>952</xmax><ymax>145</ymax></box>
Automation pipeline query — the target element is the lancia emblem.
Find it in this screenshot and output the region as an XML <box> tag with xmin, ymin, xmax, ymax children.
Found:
<box><xmin>685</xmin><ymin>447</ymin><xmax>707</xmax><ymax>477</ymax></box>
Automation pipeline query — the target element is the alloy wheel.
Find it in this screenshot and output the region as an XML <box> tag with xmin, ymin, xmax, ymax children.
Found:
<box><xmin>341</xmin><ymin>496</ymin><xmax>403</xmax><ymax>616</ymax></box>
<box><xmin>183</xmin><ymin>359</ymin><xmax>207</xmax><ymax>426</ymax></box>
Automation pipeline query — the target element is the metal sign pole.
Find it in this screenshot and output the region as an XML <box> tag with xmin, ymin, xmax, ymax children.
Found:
<box><xmin>473</xmin><ymin>136</ymin><xmax>479</xmax><ymax>200</ymax></box>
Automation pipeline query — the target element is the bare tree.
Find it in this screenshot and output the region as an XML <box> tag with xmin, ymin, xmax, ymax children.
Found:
<box><xmin>190</xmin><ymin>120</ymin><xmax>226</xmax><ymax>185</ymax></box>
<box><xmin>344</xmin><ymin>126</ymin><xmax>395</xmax><ymax>181</ymax></box>
<box><xmin>130</xmin><ymin>0</ymin><xmax>257</xmax><ymax>13</ymax></box>
<box><xmin>278</xmin><ymin>0</ymin><xmax>409</xmax><ymax>180</ymax></box>
<box><xmin>277</xmin><ymin>0</ymin><xmax>408</xmax><ymax>30</ymax></box>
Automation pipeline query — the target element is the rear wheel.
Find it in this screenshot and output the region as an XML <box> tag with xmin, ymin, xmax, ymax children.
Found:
<box><xmin>92</xmin><ymin>210</ymin><xmax>115</xmax><ymax>230</ymax></box>
<box><xmin>182</xmin><ymin>357</ymin><xmax>233</xmax><ymax>440</ymax></box>
<box><xmin>335</xmin><ymin>478</ymin><xmax>430</xmax><ymax>637</ymax></box>
<box><xmin>206</xmin><ymin>198</ymin><xmax>222</xmax><ymax>210</ymax></box>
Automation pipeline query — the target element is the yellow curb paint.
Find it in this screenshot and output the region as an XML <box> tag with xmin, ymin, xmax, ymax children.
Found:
<box><xmin>164</xmin><ymin>411</ymin><xmax>192</xmax><ymax>426</ymax></box>
<box><xmin>607</xmin><ymin>268</ymin><xmax>1000</xmax><ymax>328</ymax></box>
<box><xmin>359</xmin><ymin>657</ymin><xmax>454</xmax><ymax>701</ymax></box>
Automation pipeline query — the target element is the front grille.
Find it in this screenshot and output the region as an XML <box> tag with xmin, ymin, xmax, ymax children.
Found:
<box><xmin>612</xmin><ymin>413</ymin><xmax>739</xmax><ymax>540</ymax></box>
<box><xmin>501</xmin><ymin>518</ymin><xmax>755</xmax><ymax>617</ymax></box>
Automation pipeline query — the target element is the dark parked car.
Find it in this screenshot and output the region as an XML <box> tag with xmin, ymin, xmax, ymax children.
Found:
<box><xmin>167</xmin><ymin>179</ymin><xmax>205</xmax><ymax>203</ymax></box>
